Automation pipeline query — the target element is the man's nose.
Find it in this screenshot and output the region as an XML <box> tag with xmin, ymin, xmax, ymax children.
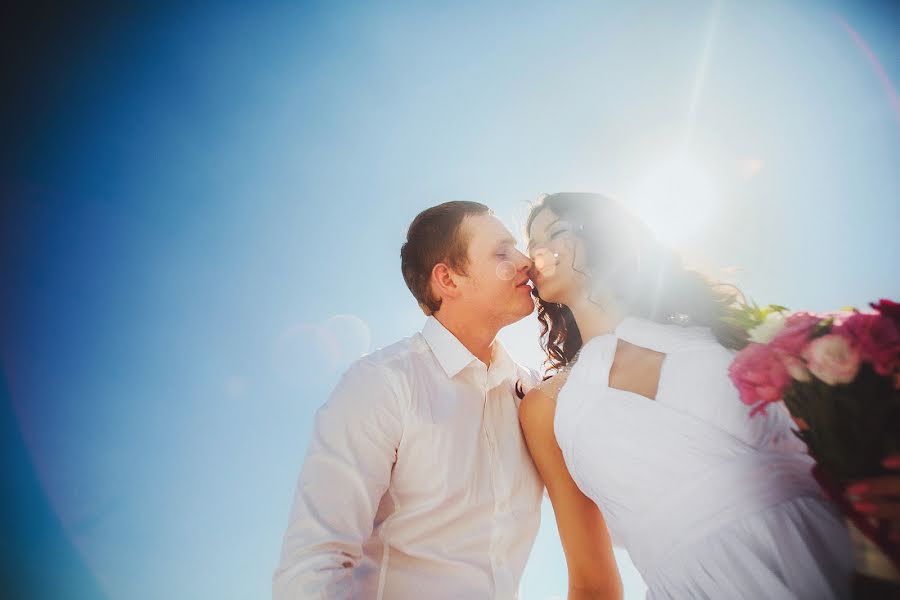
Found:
<box><xmin>515</xmin><ymin>249</ymin><xmax>533</xmax><ymax>270</ymax></box>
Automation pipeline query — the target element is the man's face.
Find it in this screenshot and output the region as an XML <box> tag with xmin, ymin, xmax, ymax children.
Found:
<box><xmin>455</xmin><ymin>214</ymin><xmax>535</xmax><ymax>326</ymax></box>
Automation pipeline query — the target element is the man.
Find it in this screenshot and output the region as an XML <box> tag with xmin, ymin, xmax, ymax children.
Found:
<box><xmin>274</xmin><ymin>201</ymin><xmax>543</xmax><ymax>599</ymax></box>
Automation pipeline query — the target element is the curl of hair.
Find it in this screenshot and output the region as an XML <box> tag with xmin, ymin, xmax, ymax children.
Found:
<box><xmin>527</xmin><ymin>193</ymin><xmax>749</xmax><ymax>376</ymax></box>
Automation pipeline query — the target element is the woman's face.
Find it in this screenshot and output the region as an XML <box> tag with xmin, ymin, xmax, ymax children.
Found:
<box><xmin>526</xmin><ymin>207</ymin><xmax>589</xmax><ymax>305</ymax></box>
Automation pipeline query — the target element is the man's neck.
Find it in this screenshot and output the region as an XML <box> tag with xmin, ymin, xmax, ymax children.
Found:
<box><xmin>433</xmin><ymin>310</ymin><xmax>499</xmax><ymax>366</ymax></box>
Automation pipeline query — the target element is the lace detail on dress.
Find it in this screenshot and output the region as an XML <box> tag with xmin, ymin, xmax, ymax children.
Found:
<box><xmin>533</xmin><ymin>370</ymin><xmax>571</xmax><ymax>402</ymax></box>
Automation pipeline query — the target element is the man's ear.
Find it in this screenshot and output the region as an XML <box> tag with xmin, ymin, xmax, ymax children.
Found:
<box><xmin>431</xmin><ymin>262</ymin><xmax>462</xmax><ymax>303</ymax></box>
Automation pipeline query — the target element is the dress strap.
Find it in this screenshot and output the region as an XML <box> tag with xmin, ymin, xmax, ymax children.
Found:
<box><xmin>566</xmin><ymin>333</ymin><xmax>618</xmax><ymax>389</ymax></box>
<box><xmin>613</xmin><ymin>316</ymin><xmax>714</xmax><ymax>354</ymax></box>
<box><xmin>552</xmin><ymin>334</ymin><xmax>618</xmax><ymax>468</ymax></box>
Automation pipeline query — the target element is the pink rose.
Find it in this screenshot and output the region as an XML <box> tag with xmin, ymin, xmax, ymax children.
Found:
<box><xmin>802</xmin><ymin>334</ymin><xmax>861</xmax><ymax>385</ymax></box>
<box><xmin>835</xmin><ymin>312</ymin><xmax>900</xmax><ymax>376</ymax></box>
<box><xmin>771</xmin><ymin>312</ymin><xmax>822</xmax><ymax>358</ymax></box>
<box><xmin>729</xmin><ymin>342</ymin><xmax>792</xmax><ymax>415</ymax></box>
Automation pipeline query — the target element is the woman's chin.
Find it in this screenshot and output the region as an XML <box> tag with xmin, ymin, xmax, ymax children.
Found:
<box><xmin>535</xmin><ymin>291</ymin><xmax>560</xmax><ymax>305</ymax></box>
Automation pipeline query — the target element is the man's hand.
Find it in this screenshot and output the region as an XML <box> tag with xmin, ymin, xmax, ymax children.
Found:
<box><xmin>846</xmin><ymin>454</ymin><xmax>900</xmax><ymax>541</ymax></box>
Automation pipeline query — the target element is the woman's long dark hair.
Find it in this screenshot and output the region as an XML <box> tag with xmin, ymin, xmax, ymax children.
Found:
<box><xmin>527</xmin><ymin>193</ymin><xmax>748</xmax><ymax>375</ymax></box>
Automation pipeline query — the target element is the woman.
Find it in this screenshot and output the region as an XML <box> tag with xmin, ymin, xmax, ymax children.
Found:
<box><xmin>518</xmin><ymin>192</ymin><xmax>852</xmax><ymax>599</ymax></box>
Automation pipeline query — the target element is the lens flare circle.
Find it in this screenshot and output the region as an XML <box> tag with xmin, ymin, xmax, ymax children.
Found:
<box><xmin>271</xmin><ymin>315</ymin><xmax>372</xmax><ymax>382</ymax></box>
<box><xmin>495</xmin><ymin>260</ymin><xmax>517</xmax><ymax>281</ymax></box>
<box><xmin>321</xmin><ymin>314</ymin><xmax>372</xmax><ymax>372</ymax></box>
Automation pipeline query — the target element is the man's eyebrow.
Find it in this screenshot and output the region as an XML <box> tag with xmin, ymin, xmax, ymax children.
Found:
<box><xmin>526</xmin><ymin>218</ymin><xmax>561</xmax><ymax>249</ymax></box>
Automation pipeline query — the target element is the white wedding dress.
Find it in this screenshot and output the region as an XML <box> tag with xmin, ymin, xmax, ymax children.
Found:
<box><xmin>554</xmin><ymin>317</ymin><xmax>852</xmax><ymax>599</ymax></box>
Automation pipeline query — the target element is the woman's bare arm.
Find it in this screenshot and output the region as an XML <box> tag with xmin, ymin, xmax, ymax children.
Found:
<box><xmin>519</xmin><ymin>382</ymin><xmax>623</xmax><ymax>599</ymax></box>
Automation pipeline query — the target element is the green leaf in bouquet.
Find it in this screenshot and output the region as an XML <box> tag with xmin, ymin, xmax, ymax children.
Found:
<box><xmin>808</xmin><ymin>316</ymin><xmax>834</xmax><ymax>340</ymax></box>
<box><xmin>726</xmin><ymin>301</ymin><xmax>787</xmax><ymax>333</ymax></box>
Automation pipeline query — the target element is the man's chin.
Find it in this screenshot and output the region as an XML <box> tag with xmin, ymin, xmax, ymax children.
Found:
<box><xmin>516</xmin><ymin>302</ymin><xmax>536</xmax><ymax>320</ymax></box>
<box><xmin>496</xmin><ymin>305</ymin><xmax>535</xmax><ymax>328</ymax></box>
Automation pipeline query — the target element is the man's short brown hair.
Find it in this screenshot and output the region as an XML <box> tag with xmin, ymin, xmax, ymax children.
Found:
<box><xmin>400</xmin><ymin>201</ymin><xmax>491</xmax><ymax>315</ymax></box>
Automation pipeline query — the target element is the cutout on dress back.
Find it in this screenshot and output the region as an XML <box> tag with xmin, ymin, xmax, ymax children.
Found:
<box><xmin>607</xmin><ymin>339</ymin><xmax>666</xmax><ymax>401</ymax></box>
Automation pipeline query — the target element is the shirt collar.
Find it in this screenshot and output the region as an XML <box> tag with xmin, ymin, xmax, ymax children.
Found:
<box><xmin>485</xmin><ymin>338</ymin><xmax>519</xmax><ymax>390</ymax></box>
<box><xmin>422</xmin><ymin>316</ymin><xmax>478</xmax><ymax>378</ymax></box>
<box><xmin>421</xmin><ymin>316</ymin><xmax>518</xmax><ymax>385</ymax></box>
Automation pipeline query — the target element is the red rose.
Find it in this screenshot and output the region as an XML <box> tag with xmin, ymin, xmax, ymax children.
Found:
<box><xmin>836</xmin><ymin>311</ymin><xmax>900</xmax><ymax>377</ymax></box>
<box><xmin>870</xmin><ymin>299</ymin><xmax>900</xmax><ymax>326</ymax></box>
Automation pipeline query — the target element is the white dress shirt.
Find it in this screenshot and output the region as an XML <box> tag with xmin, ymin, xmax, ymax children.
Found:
<box><xmin>273</xmin><ymin>316</ymin><xmax>543</xmax><ymax>599</ymax></box>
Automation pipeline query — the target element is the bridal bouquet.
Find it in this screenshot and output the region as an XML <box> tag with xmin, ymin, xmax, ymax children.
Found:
<box><xmin>727</xmin><ymin>299</ymin><xmax>900</xmax><ymax>587</ymax></box>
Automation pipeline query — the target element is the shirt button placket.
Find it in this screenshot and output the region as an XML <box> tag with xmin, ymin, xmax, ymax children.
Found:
<box><xmin>483</xmin><ymin>376</ymin><xmax>503</xmax><ymax>591</ymax></box>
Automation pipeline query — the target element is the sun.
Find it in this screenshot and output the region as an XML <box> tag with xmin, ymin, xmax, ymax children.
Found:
<box><xmin>631</xmin><ymin>154</ymin><xmax>718</xmax><ymax>245</ymax></box>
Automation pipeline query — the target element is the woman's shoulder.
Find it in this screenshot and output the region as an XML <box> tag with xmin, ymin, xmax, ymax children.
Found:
<box><xmin>519</xmin><ymin>372</ymin><xmax>570</xmax><ymax>425</ymax></box>
<box><xmin>536</xmin><ymin>370</ymin><xmax>571</xmax><ymax>397</ymax></box>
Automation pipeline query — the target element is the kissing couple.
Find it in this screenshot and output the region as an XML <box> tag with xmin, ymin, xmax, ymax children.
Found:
<box><xmin>274</xmin><ymin>194</ymin><xmax>855</xmax><ymax>599</ymax></box>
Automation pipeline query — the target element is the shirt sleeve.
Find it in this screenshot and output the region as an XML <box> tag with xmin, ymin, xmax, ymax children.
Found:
<box><xmin>513</xmin><ymin>366</ymin><xmax>543</xmax><ymax>406</ymax></box>
<box><xmin>273</xmin><ymin>360</ymin><xmax>404</xmax><ymax>599</ymax></box>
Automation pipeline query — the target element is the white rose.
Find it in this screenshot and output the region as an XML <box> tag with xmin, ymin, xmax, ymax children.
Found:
<box><xmin>748</xmin><ymin>311</ymin><xmax>787</xmax><ymax>344</ymax></box>
<box><xmin>803</xmin><ymin>334</ymin><xmax>861</xmax><ymax>385</ymax></box>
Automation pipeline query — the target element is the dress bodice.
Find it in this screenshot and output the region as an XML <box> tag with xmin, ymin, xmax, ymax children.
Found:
<box><xmin>553</xmin><ymin>317</ymin><xmax>827</xmax><ymax>583</ymax></box>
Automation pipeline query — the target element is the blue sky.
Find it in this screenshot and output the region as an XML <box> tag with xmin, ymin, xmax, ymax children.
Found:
<box><xmin>1</xmin><ymin>1</ymin><xmax>898</xmax><ymax>598</ymax></box>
